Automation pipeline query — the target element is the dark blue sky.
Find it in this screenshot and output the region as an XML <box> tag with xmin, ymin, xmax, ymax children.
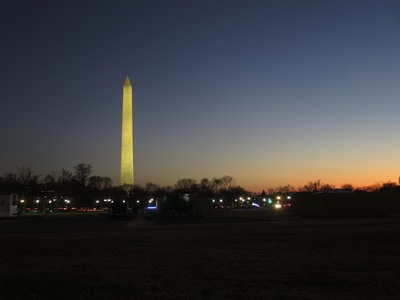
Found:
<box><xmin>2</xmin><ymin>0</ymin><xmax>400</xmax><ymax>192</ymax></box>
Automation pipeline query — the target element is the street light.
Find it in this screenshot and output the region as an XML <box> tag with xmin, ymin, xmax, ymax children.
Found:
<box><xmin>20</xmin><ymin>199</ymin><xmax>26</xmax><ymax>214</ymax></box>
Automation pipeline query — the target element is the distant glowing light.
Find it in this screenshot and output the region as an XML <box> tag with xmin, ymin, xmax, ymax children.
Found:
<box><xmin>252</xmin><ymin>203</ymin><xmax>260</xmax><ymax>208</ymax></box>
<box><xmin>275</xmin><ymin>203</ymin><xmax>282</xmax><ymax>209</ymax></box>
<box><xmin>147</xmin><ymin>206</ymin><xmax>157</xmax><ymax>210</ymax></box>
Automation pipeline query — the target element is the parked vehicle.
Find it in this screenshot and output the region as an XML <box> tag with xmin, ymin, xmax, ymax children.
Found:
<box><xmin>108</xmin><ymin>201</ymin><xmax>133</xmax><ymax>219</ymax></box>
<box><xmin>143</xmin><ymin>205</ymin><xmax>158</xmax><ymax>220</ymax></box>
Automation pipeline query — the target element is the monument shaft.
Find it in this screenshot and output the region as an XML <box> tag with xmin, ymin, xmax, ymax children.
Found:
<box><xmin>120</xmin><ymin>76</ymin><xmax>134</xmax><ymax>185</ymax></box>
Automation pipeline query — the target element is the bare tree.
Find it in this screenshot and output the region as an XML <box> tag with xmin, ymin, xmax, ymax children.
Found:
<box><xmin>3</xmin><ymin>166</ymin><xmax>40</xmax><ymax>199</ymax></box>
<box><xmin>378</xmin><ymin>181</ymin><xmax>397</xmax><ymax>192</ymax></box>
<box><xmin>73</xmin><ymin>163</ymin><xmax>93</xmax><ymax>192</ymax></box>
<box><xmin>300</xmin><ymin>179</ymin><xmax>335</xmax><ymax>192</ymax></box>
<box><xmin>88</xmin><ymin>176</ymin><xmax>104</xmax><ymax>190</ymax></box>
<box><xmin>145</xmin><ymin>182</ymin><xmax>160</xmax><ymax>198</ymax></box>
<box><xmin>43</xmin><ymin>171</ymin><xmax>57</xmax><ymax>190</ymax></box>
<box><xmin>88</xmin><ymin>176</ymin><xmax>113</xmax><ymax>191</ymax></box>
<box><xmin>219</xmin><ymin>175</ymin><xmax>235</xmax><ymax>190</ymax></box>
<box><xmin>301</xmin><ymin>179</ymin><xmax>323</xmax><ymax>192</ymax></box>
<box><xmin>199</xmin><ymin>178</ymin><xmax>218</xmax><ymax>197</ymax></box>
<box><xmin>103</xmin><ymin>177</ymin><xmax>113</xmax><ymax>190</ymax></box>
<box><xmin>275</xmin><ymin>184</ymin><xmax>296</xmax><ymax>194</ymax></box>
<box><xmin>341</xmin><ymin>184</ymin><xmax>354</xmax><ymax>191</ymax></box>
<box><xmin>175</xmin><ymin>178</ymin><xmax>198</xmax><ymax>194</ymax></box>
<box><xmin>43</xmin><ymin>169</ymin><xmax>74</xmax><ymax>196</ymax></box>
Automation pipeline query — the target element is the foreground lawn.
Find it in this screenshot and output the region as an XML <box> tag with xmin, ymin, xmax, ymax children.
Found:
<box><xmin>1</xmin><ymin>216</ymin><xmax>400</xmax><ymax>299</ymax></box>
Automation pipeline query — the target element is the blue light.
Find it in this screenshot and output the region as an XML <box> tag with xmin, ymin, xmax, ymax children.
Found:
<box><xmin>147</xmin><ymin>206</ymin><xmax>157</xmax><ymax>210</ymax></box>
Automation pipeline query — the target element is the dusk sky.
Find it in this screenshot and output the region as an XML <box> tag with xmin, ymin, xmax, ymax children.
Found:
<box><xmin>2</xmin><ymin>0</ymin><xmax>400</xmax><ymax>192</ymax></box>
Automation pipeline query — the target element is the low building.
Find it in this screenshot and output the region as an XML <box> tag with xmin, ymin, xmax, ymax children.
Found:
<box><xmin>0</xmin><ymin>194</ymin><xmax>18</xmax><ymax>217</ymax></box>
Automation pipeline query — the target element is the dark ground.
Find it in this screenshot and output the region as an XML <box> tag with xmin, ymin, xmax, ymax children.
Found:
<box><xmin>1</xmin><ymin>213</ymin><xmax>399</xmax><ymax>299</ymax></box>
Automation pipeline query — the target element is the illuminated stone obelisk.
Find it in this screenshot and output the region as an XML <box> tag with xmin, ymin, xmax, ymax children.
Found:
<box><xmin>120</xmin><ymin>76</ymin><xmax>134</xmax><ymax>186</ymax></box>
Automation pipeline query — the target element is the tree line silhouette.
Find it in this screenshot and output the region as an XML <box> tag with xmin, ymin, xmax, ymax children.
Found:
<box><xmin>0</xmin><ymin>164</ymin><xmax>398</xmax><ymax>209</ymax></box>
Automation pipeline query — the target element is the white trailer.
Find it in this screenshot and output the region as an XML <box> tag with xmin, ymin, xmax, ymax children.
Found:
<box><xmin>0</xmin><ymin>194</ymin><xmax>18</xmax><ymax>217</ymax></box>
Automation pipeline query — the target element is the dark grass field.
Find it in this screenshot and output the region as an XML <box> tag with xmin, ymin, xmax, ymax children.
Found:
<box><xmin>1</xmin><ymin>213</ymin><xmax>400</xmax><ymax>299</ymax></box>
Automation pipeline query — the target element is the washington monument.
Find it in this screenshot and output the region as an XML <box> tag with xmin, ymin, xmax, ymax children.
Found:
<box><xmin>120</xmin><ymin>76</ymin><xmax>134</xmax><ymax>186</ymax></box>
